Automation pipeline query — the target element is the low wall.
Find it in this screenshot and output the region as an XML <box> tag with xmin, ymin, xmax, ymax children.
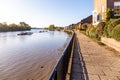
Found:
<box><xmin>101</xmin><ymin>37</ymin><xmax>120</xmax><ymax>52</ymax></box>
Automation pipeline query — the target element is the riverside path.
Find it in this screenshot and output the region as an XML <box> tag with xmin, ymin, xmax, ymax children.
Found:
<box><xmin>71</xmin><ymin>31</ymin><xmax>120</xmax><ymax>80</ymax></box>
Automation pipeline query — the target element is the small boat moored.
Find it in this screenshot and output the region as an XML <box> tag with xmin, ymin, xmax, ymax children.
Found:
<box><xmin>39</xmin><ymin>30</ymin><xmax>47</xmax><ymax>33</ymax></box>
<box><xmin>17</xmin><ymin>32</ymin><xmax>33</xmax><ymax>35</ymax></box>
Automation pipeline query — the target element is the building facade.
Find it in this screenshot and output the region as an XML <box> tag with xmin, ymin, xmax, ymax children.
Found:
<box><xmin>93</xmin><ymin>0</ymin><xmax>120</xmax><ymax>25</ymax></box>
<box><xmin>74</xmin><ymin>15</ymin><xmax>92</xmax><ymax>30</ymax></box>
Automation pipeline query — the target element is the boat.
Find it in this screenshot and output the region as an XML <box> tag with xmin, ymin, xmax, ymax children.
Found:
<box><xmin>39</xmin><ymin>30</ymin><xmax>47</xmax><ymax>33</ymax></box>
<box><xmin>17</xmin><ymin>32</ymin><xmax>33</xmax><ymax>35</ymax></box>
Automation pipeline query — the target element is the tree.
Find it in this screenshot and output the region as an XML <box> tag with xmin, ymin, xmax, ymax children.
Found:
<box><xmin>105</xmin><ymin>8</ymin><xmax>114</xmax><ymax>21</ymax></box>
<box><xmin>0</xmin><ymin>22</ymin><xmax>31</xmax><ymax>32</ymax></box>
<box><xmin>19</xmin><ymin>22</ymin><xmax>31</xmax><ymax>30</ymax></box>
<box><xmin>9</xmin><ymin>23</ymin><xmax>17</xmax><ymax>31</ymax></box>
<box><xmin>49</xmin><ymin>24</ymin><xmax>55</xmax><ymax>31</ymax></box>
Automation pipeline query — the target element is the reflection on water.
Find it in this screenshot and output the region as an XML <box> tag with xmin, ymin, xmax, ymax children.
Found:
<box><xmin>0</xmin><ymin>29</ymin><xmax>70</xmax><ymax>80</ymax></box>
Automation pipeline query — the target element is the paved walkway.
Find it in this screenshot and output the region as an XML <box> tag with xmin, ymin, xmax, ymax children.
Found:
<box><xmin>71</xmin><ymin>31</ymin><xmax>120</xmax><ymax>80</ymax></box>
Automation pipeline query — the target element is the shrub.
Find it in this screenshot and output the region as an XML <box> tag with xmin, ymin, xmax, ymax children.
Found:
<box><xmin>103</xmin><ymin>18</ymin><xmax>120</xmax><ymax>37</ymax></box>
<box><xmin>86</xmin><ymin>24</ymin><xmax>98</xmax><ymax>39</ymax></box>
<box><xmin>96</xmin><ymin>22</ymin><xmax>106</xmax><ymax>38</ymax></box>
<box><xmin>103</xmin><ymin>20</ymin><xmax>111</xmax><ymax>37</ymax></box>
<box><xmin>108</xmin><ymin>18</ymin><xmax>120</xmax><ymax>37</ymax></box>
<box><xmin>112</xmin><ymin>25</ymin><xmax>120</xmax><ymax>41</ymax></box>
<box><xmin>89</xmin><ymin>27</ymin><xmax>96</xmax><ymax>38</ymax></box>
<box><xmin>86</xmin><ymin>24</ymin><xmax>94</xmax><ymax>36</ymax></box>
<box><xmin>81</xmin><ymin>24</ymin><xmax>87</xmax><ymax>30</ymax></box>
<box><xmin>105</xmin><ymin>8</ymin><xmax>114</xmax><ymax>21</ymax></box>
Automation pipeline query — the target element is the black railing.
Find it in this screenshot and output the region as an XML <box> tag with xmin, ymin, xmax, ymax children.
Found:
<box><xmin>49</xmin><ymin>33</ymin><xmax>75</xmax><ymax>80</ymax></box>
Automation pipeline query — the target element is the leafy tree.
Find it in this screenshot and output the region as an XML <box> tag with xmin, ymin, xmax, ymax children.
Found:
<box><xmin>0</xmin><ymin>22</ymin><xmax>31</xmax><ymax>32</ymax></box>
<box><xmin>49</xmin><ymin>24</ymin><xmax>55</xmax><ymax>31</ymax></box>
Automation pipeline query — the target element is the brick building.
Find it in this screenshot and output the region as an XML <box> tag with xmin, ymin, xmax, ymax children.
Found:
<box><xmin>74</xmin><ymin>15</ymin><xmax>92</xmax><ymax>30</ymax></box>
<box><xmin>81</xmin><ymin>15</ymin><xmax>92</xmax><ymax>24</ymax></box>
<box><xmin>93</xmin><ymin>0</ymin><xmax>120</xmax><ymax>25</ymax></box>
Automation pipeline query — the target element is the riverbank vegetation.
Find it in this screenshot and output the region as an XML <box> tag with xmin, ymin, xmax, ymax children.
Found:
<box><xmin>44</xmin><ymin>24</ymin><xmax>64</xmax><ymax>31</ymax></box>
<box><xmin>0</xmin><ymin>22</ymin><xmax>31</xmax><ymax>32</ymax></box>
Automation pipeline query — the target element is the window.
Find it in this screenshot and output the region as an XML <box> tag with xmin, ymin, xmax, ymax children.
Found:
<box><xmin>114</xmin><ymin>2</ymin><xmax>120</xmax><ymax>16</ymax></box>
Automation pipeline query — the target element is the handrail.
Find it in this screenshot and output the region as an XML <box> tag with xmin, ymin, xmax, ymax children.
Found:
<box><xmin>49</xmin><ymin>32</ymin><xmax>75</xmax><ymax>80</ymax></box>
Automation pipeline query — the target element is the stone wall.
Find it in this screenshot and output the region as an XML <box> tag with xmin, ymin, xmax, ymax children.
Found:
<box><xmin>101</xmin><ymin>37</ymin><xmax>120</xmax><ymax>52</ymax></box>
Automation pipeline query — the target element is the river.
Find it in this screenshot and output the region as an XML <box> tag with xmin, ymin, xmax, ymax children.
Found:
<box><xmin>0</xmin><ymin>29</ymin><xmax>70</xmax><ymax>80</ymax></box>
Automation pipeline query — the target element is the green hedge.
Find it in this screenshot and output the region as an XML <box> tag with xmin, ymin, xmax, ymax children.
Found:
<box><xmin>112</xmin><ymin>25</ymin><xmax>120</xmax><ymax>41</ymax></box>
<box><xmin>104</xmin><ymin>18</ymin><xmax>120</xmax><ymax>37</ymax></box>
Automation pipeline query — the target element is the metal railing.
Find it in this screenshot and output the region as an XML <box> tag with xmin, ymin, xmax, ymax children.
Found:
<box><xmin>49</xmin><ymin>33</ymin><xmax>75</xmax><ymax>80</ymax></box>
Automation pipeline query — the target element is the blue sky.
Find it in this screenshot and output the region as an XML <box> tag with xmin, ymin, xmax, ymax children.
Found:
<box><xmin>0</xmin><ymin>0</ymin><xmax>93</xmax><ymax>27</ymax></box>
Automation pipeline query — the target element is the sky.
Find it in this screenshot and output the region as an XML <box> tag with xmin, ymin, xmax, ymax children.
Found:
<box><xmin>0</xmin><ymin>0</ymin><xmax>93</xmax><ymax>28</ymax></box>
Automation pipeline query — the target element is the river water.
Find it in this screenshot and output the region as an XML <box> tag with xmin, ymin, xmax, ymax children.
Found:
<box><xmin>0</xmin><ymin>29</ymin><xmax>70</xmax><ymax>80</ymax></box>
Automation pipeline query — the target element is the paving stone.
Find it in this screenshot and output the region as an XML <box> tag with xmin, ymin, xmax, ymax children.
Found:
<box><xmin>117</xmin><ymin>76</ymin><xmax>120</xmax><ymax>79</ymax></box>
<box><xmin>110</xmin><ymin>67</ymin><xmax>120</xmax><ymax>72</ymax></box>
<box><xmin>88</xmin><ymin>74</ymin><xmax>100</xmax><ymax>80</ymax></box>
<box><xmin>94</xmin><ymin>66</ymin><xmax>111</xmax><ymax>71</ymax></box>
<box><xmin>99</xmin><ymin>75</ymin><xmax>120</xmax><ymax>80</ymax></box>
<box><xmin>87</xmin><ymin>66</ymin><xmax>105</xmax><ymax>75</ymax></box>
<box><xmin>103</xmin><ymin>69</ymin><xmax>120</xmax><ymax>76</ymax></box>
<box><xmin>70</xmin><ymin>31</ymin><xmax>120</xmax><ymax>80</ymax></box>
<box><xmin>82</xmin><ymin>56</ymin><xmax>92</xmax><ymax>63</ymax></box>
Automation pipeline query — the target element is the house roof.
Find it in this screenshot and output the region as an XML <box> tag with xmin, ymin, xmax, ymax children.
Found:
<box><xmin>81</xmin><ymin>15</ymin><xmax>92</xmax><ymax>24</ymax></box>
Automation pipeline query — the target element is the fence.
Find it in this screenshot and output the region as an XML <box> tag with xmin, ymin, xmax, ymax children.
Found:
<box><xmin>48</xmin><ymin>33</ymin><xmax>75</xmax><ymax>80</ymax></box>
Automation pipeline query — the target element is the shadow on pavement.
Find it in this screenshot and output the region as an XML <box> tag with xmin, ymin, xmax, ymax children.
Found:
<box><xmin>71</xmin><ymin>36</ymin><xmax>89</xmax><ymax>80</ymax></box>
